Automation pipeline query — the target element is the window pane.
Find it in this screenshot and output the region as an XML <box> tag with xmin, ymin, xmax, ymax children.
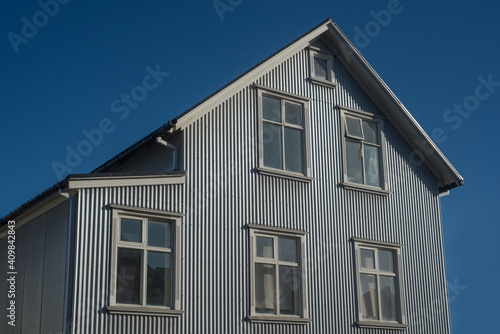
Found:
<box><xmin>360</xmin><ymin>274</ymin><xmax>379</xmax><ymax>320</ymax></box>
<box><xmin>120</xmin><ymin>218</ymin><xmax>142</xmax><ymax>243</ymax></box>
<box><xmin>363</xmin><ymin>121</ymin><xmax>378</xmax><ymax>144</ymax></box>
<box><xmin>279</xmin><ymin>266</ymin><xmax>299</xmax><ymax>315</ymax></box>
<box><xmin>346</xmin><ymin>116</ymin><xmax>363</xmax><ymax>138</ymax></box>
<box><xmin>284</xmin><ymin>102</ymin><xmax>303</xmax><ymax>126</ymax></box>
<box><xmin>284</xmin><ymin>127</ymin><xmax>303</xmax><ymax>173</ymax></box>
<box><xmin>148</xmin><ymin>220</ymin><xmax>172</xmax><ymax>248</ymax></box>
<box><xmin>380</xmin><ymin>276</ymin><xmax>398</xmax><ymax>321</ymax></box>
<box><xmin>255</xmin><ymin>263</ymin><xmax>276</xmax><ymax>314</ymax></box>
<box><xmin>147</xmin><ymin>251</ymin><xmax>171</xmax><ymax>307</ymax></box>
<box><xmin>364</xmin><ymin>145</ymin><xmax>381</xmax><ymax>187</ymax></box>
<box><xmin>256</xmin><ymin>237</ymin><xmax>274</xmax><ymax>258</ymax></box>
<box><xmin>116</xmin><ymin>248</ymin><xmax>142</xmax><ymax>304</ymax></box>
<box><xmin>262</xmin><ymin>96</ymin><xmax>281</xmax><ymax>122</ymax></box>
<box><xmin>278</xmin><ymin>237</ymin><xmax>298</xmax><ymax>263</ymax></box>
<box><xmin>314</xmin><ymin>57</ymin><xmax>328</xmax><ymax>80</ymax></box>
<box><xmin>346</xmin><ymin>140</ymin><xmax>363</xmax><ymax>183</ymax></box>
<box><xmin>379</xmin><ymin>250</ymin><xmax>395</xmax><ymax>273</ymax></box>
<box><xmin>263</xmin><ymin>123</ymin><xmax>283</xmax><ymax>169</ymax></box>
<box><xmin>360</xmin><ymin>249</ymin><xmax>375</xmax><ymax>269</ymax></box>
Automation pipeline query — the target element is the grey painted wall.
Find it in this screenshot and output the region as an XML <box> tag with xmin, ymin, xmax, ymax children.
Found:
<box><xmin>0</xmin><ymin>201</ymin><xmax>70</xmax><ymax>334</ymax></box>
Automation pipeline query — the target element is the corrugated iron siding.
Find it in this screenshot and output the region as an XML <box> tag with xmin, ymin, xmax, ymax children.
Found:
<box><xmin>71</xmin><ymin>47</ymin><xmax>450</xmax><ymax>333</ymax></box>
<box><xmin>70</xmin><ymin>185</ymin><xmax>184</xmax><ymax>333</ymax></box>
<box><xmin>0</xmin><ymin>201</ymin><xmax>70</xmax><ymax>334</ymax></box>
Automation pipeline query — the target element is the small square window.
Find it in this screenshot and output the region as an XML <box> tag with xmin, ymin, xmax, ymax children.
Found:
<box><xmin>309</xmin><ymin>49</ymin><xmax>336</xmax><ymax>87</ymax></box>
<box><xmin>313</xmin><ymin>57</ymin><xmax>328</xmax><ymax>80</ymax></box>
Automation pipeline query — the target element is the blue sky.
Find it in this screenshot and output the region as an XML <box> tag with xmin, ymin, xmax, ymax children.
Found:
<box><xmin>1</xmin><ymin>0</ymin><xmax>498</xmax><ymax>332</ymax></box>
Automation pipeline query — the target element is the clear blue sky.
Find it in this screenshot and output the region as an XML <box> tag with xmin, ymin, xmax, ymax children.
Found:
<box><xmin>1</xmin><ymin>0</ymin><xmax>498</xmax><ymax>332</ymax></box>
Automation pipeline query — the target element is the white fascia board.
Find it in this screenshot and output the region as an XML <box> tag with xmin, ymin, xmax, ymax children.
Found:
<box><xmin>172</xmin><ymin>24</ymin><xmax>330</xmax><ymax>131</ymax></box>
<box><xmin>68</xmin><ymin>174</ymin><xmax>186</xmax><ymax>189</ymax></box>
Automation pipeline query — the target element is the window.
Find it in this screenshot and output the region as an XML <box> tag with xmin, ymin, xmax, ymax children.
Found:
<box><xmin>309</xmin><ymin>49</ymin><xmax>336</xmax><ymax>87</ymax></box>
<box><xmin>353</xmin><ymin>239</ymin><xmax>407</xmax><ymax>329</ymax></box>
<box><xmin>341</xmin><ymin>108</ymin><xmax>388</xmax><ymax>194</ymax></box>
<box><xmin>109</xmin><ymin>205</ymin><xmax>182</xmax><ymax>316</ymax></box>
<box><xmin>256</xmin><ymin>87</ymin><xmax>312</xmax><ymax>182</ymax></box>
<box><xmin>248</xmin><ymin>225</ymin><xmax>310</xmax><ymax>324</ymax></box>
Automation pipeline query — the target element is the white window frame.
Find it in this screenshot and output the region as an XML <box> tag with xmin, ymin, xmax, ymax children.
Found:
<box><xmin>309</xmin><ymin>48</ymin><xmax>336</xmax><ymax>88</ymax></box>
<box><xmin>108</xmin><ymin>205</ymin><xmax>183</xmax><ymax>316</ymax></box>
<box><xmin>248</xmin><ymin>224</ymin><xmax>310</xmax><ymax>324</ymax></box>
<box><xmin>353</xmin><ymin>238</ymin><xmax>408</xmax><ymax>330</ymax></box>
<box><xmin>340</xmin><ymin>107</ymin><xmax>390</xmax><ymax>195</ymax></box>
<box><xmin>255</xmin><ymin>85</ymin><xmax>313</xmax><ymax>182</ymax></box>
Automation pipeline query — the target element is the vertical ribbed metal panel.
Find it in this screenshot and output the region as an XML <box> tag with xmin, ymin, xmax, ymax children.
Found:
<box><xmin>70</xmin><ymin>47</ymin><xmax>451</xmax><ymax>333</ymax></box>
<box><xmin>71</xmin><ymin>185</ymin><xmax>184</xmax><ymax>334</ymax></box>
<box><xmin>0</xmin><ymin>201</ymin><xmax>69</xmax><ymax>334</ymax></box>
<box><xmin>41</xmin><ymin>201</ymin><xmax>70</xmax><ymax>333</ymax></box>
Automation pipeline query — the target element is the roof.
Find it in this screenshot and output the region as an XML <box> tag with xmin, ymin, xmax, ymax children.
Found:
<box><xmin>1</xmin><ymin>18</ymin><xmax>463</xmax><ymax>224</ymax></box>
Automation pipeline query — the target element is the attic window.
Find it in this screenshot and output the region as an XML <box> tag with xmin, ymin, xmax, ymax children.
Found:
<box><xmin>309</xmin><ymin>49</ymin><xmax>336</xmax><ymax>88</ymax></box>
<box><xmin>313</xmin><ymin>57</ymin><xmax>328</xmax><ymax>80</ymax></box>
<box><xmin>341</xmin><ymin>108</ymin><xmax>388</xmax><ymax>194</ymax></box>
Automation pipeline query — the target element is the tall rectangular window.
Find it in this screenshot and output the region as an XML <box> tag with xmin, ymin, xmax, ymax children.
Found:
<box><xmin>257</xmin><ymin>88</ymin><xmax>311</xmax><ymax>181</ymax></box>
<box><xmin>354</xmin><ymin>239</ymin><xmax>407</xmax><ymax>329</ymax></box>
<box><xmin>249</xmin><ymin>225</ymin><xmax>309</xmax><ymax>323</ymax></box>
<box><xmin>341</xmin><ymin>109</ymin><xmax>387</xmax><ymax>192</ymax></box>
<box><xmin>109</xmin><ymin>206</ymin><xmax>182</xmax><ymax>315</ymax></box>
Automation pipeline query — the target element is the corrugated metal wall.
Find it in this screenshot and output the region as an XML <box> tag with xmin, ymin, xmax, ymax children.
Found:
<box><xmin>70</xmin><ymin>185</ymin><xmax>184</xmax><ymax>333</ymax></box>
<box><xmin>70</xmin><ymin>41</ymin><xmax>451</xmax><ymax>333</ymax></box>
<box><xmin>0</xmin><ymin>201</ymin><xmax>70</xmax><ymax>334</ymax></box>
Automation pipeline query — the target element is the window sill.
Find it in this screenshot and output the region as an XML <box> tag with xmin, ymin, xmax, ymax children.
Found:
<box><xmin>106</xmin><ymin>305</ymin><xmax>184</xmax><ymax>317</ymax></box>
<box><xmin>342</xmin><ymin>182</ymin><xmax>391</xmax><ymax>196</ymax></box>
<box><xmin>308</xmin><ymin>77</ymin><xmax>337</xmax><ymax>88</ymax></box>
<box><xmin>357</xmin><ymin>320</ymin><xmax>409</xmax><ymax>330</ymax></box>
<box><xmin>247</xmin><ymin>315</ymin><xmax>311</xmax><ymax>324</ymax></box>
<box><xmin>256</xmin><ymin>167</ymin><xmax>314</xmax><ymax>183</ymax></box>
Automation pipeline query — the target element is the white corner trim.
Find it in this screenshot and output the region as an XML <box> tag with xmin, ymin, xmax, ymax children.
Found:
<box><xmin>68</xmin><ymin>174</ymin><xmax>186</xmax><ymax>189</ymax></box>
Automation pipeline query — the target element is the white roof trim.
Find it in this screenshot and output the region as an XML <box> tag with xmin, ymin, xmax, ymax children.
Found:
<box><xmin>68</xmin><ymin>174</ymin><xmax>185</xmax><ymax>189</ymax></box>
<box><xmin>172</xmin><ymin>24</ymin><xmax>329</xmax><ymax>131</ymax></box>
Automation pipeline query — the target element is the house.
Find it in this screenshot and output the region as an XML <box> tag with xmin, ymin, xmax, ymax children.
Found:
<box><xmin>0</xmin><ymin>18</ymin><xmax>463</xmax><ymax>334</ymax></box>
